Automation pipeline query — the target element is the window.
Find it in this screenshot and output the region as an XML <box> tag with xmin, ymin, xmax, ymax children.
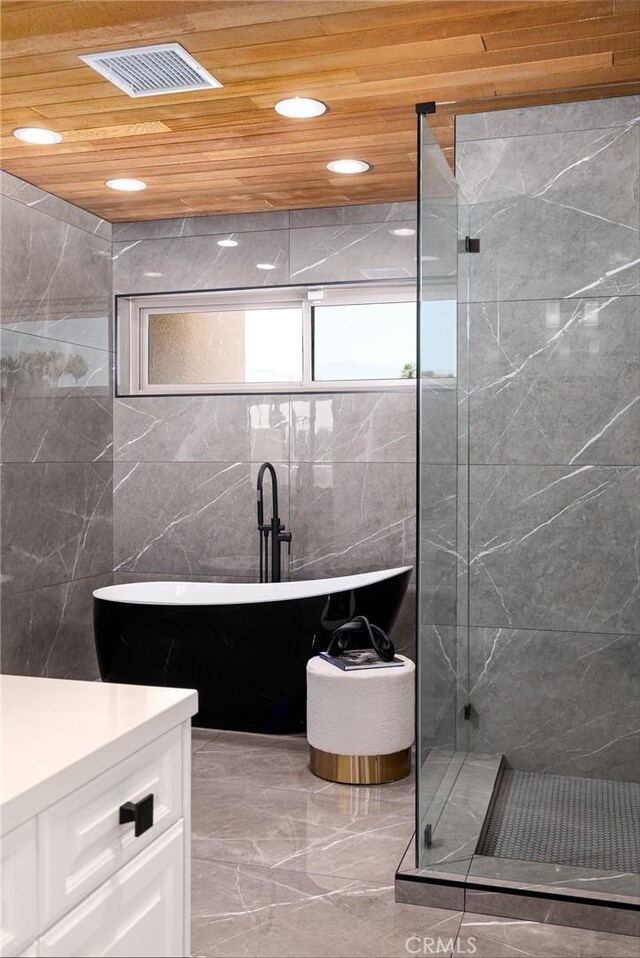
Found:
<box><xmin>117</xmin><ymin>282</ymin><xmax>416</xmax><ymax>395</ymax></box>
<box><xmin>147</xmin><ymin>307</ymin><xmax>303</xmax><ymax>386</ymax></box>
<box><xmin>313</xmin><ymin>301</ymin><xmax>416</xmax><ymax>382</ymax></box>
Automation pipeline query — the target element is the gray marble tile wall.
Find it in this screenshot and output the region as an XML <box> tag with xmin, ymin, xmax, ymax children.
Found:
<box><xmin>111</xmin><ymin>202</ymin><xmax>417</xmax><ymax>655</ymax></box>
<box><xmin>455</xmin><ymin>95</ymin><xmax>640</xmax><ymax>780</ymax></box>
<box><xmin>111</xmin><ymin>201</ymin><xmax>416</xmax><ymax>294</ymax></box>
<box><xmin>0</xmin><ymin>172</ymin><xmax>113</xmax><ymax>680</ymax></box>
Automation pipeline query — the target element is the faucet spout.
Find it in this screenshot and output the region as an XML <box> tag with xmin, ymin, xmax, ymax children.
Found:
<box><xmin>257</xmin><ymin>462</ymin><xmax>290</xmax><ymax>583</ymax></box>
<box><xmin>257</xmin><ymin>461</ymin><xmax>278</xmax><ymax>526</ymax></box>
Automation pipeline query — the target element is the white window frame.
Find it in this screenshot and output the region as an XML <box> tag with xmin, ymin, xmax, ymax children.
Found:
<box><xmin>116</xmin><ymin>281</ymin><xmax>416</xmax><ymax>396</ymax></box>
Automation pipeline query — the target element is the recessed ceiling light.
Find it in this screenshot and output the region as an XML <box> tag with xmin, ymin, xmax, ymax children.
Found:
<box><xmin>217</xmin><ymin>238</ymin><xmax>238</xmax><ymax>247</ymax></box>
<box><xmin>13</xmin><ymin>127</ymin><xmax>62</xmax><ymax>145</ymax></box>
<box><xmin>256</xmin><ymin>263</ymin><xmax>276</xmax><ymax>270</ymax></box>
<box><xmin>327</xmin><ymin>159</ymin><xmax>370</xmax><ymax>174</ymax></box>
<box><xmin>106</xmin><ymin>178</ymin><xmax>147</xmax><ymax>192</ymax></box>
<box><xmin>390</xmin><ymin>228</ymin><xmax>415</xmax><ymax>237</ymax></box>
<box><xmin>275</xmin><ymin>97</ymin><xmax>327</xmax><ymax>119</ymax></box>
<box><xmin>144</xmin><ymin>271</ymin><xmax>163</xmax><ymax>277</ymax></box>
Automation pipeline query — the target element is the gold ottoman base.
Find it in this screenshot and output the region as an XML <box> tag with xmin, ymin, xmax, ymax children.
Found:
<box><xmin>309</xmin><ymin>745</ymin><xmax>411</xmax><ymax>785</ymax></box>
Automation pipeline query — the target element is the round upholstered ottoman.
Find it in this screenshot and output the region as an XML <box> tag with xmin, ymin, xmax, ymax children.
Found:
<box><xmin>306</xmin><ymin>655</ymin><xmax>415</xmax><ymax>784</ymax></box>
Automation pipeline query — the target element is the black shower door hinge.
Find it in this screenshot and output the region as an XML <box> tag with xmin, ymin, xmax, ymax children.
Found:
<box><xmin>464</xmin><ymin>703</ymin><xmax>472</xmax><ymax>720</ymax></box>
<box><xmin>464</xmin><ymin>236</ymin><xmax>480</xmax><ymax>253</ymax></box>
<box><xmin>424</xmin><ymin>823</ymin><xmax>433</xmax><ymax>848</ymax></box>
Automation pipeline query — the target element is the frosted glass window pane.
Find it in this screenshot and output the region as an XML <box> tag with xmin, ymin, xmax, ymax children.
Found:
<box><xmin>148</xmin><ymin>308</ymin><xmax>303</xmax><ymax>384</ymax></box>
<box><xmin>313</xmin><ymin>302</ymin><xmax>416</xmax><ymax>381</ymax></box>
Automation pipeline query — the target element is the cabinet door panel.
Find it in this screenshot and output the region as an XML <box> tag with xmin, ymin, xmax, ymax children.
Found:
<box><xmin>0</xmin><ymin>820</ymin><xmax>38</xmax><ymax>958</ymax></box>
<box><xmin>39</xmin><ymin>822</ymin><xmax>184</xmax><ymax>958</ymax></box>
<box><xmin>39</xmin><ymin>727</ymin><xmax>182</xmax><ymax>927</ymax></box>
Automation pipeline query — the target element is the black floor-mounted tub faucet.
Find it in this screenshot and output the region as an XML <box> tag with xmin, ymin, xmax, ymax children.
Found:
<box><xmin>257</xmin><ymin>462</ymin><xmax>292</xmax><ymax>583</ymax></box>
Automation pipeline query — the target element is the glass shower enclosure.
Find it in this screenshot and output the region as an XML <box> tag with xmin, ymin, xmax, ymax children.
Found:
<box><xmin>415</xmin><ymin>104</ymin><xmax>472</xmax><ymax>867</ymax></box>
<box><xmin>413</xmin><ymin>94</ymin><xmax>639</xmax><ymax>921</ymax></box>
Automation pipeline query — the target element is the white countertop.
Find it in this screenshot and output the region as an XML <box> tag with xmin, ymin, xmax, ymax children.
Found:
<box><xmin>1</xmin><ymin>675</ymin><xmax>198</xmax><ymax>834</ymax></box>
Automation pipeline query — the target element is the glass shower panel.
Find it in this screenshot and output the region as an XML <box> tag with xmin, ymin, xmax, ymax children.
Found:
<box><xmin>416</xmin><ymin>109</ymin><xmax>469</xmax><ymax>865</ymax></box>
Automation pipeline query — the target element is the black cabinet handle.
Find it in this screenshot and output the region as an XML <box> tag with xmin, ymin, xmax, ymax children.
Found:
<box><xmin>119</xmin><ymin>793</ymin><xmax>154</xmax><ymax>837</ymax></box>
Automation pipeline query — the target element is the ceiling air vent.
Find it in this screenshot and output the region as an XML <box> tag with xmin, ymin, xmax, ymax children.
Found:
<box><xmin>79</xmin><ymin>43</ymin><xmax>222</xmax><ymax>98</ymax></box>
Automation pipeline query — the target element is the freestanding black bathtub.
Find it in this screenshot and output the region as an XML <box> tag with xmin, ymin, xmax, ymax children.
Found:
<box><xmin>93</xmin><ymin>567</ymin><xmax>411</xmax><ymax>733</ymax></box>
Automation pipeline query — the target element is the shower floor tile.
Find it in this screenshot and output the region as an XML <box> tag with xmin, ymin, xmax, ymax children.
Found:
<box><xmin>479</xmin><ymin>769</ymin><xmax>640</xmax><ymax>873</ymax></box>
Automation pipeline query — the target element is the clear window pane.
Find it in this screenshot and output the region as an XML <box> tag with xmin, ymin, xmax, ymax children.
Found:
<box><xmin>313</xmin><ymin>301</ymin><xmax>416</xmax><ymax>381</ymax></box>
<box><xmin>420</xmin><ymin>299</ymin><xmax>457</xmax><ymax>378</ymax></box>
<box><xmin>147</xmin><ymin>308</ymin><xmax>303</xmax><ymax>385</ymax></box>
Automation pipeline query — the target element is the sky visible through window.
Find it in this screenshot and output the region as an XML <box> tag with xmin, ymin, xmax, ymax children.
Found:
<box><xmin>314</xmin><ymin>301</ymin><xmax>416</xmax><ymax>380</ymax></box>
<box><xmin>244</xmin><ymin>308</ymin><xmax>303</xmax><ymax>382</ymax></box>
<box><xmin>243</xmin><ymin>299</ymin><xmax>456</xmax><ymax>383</ymax></box>
<box><xmin>419</xmin><ymin>299</ymin><xmax>457</xmax><ymax>377</ymax></box>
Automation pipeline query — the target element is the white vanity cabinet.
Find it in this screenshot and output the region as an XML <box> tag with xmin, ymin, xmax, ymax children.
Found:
<box><xmin>1</xmin><ymin>676</ymin><xmax>198</xmax><ymax>958</ymax></box>
<box><xmin>0</xmin><ymin>820</ymin><xmax>38</xmax><ymax>957</ymax></box>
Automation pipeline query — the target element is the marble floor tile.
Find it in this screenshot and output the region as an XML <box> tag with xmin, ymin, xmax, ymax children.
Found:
<box><xmin>192</xmin><ymin>729</ymin><xmax>414</xmax><ymax>805</ymax></box>
<box><xmin>188</xmin><ymin>730</ymin><xmax>640</xmax><ymax>956</ymax></box>
<box><xmin>192</xmin><ymin>730</ymin><xmax>317</xmax><ymax>791</ymax></box>
<box><xmin>192</xmin><ymin>728</ymin><xmax>224</xmax><ymax>754</ymax></box>
<box><xmin>191</xmin><ymin>777</ymin><xmax>413</xmax><ymax>884</ymax></box>
<box><xmin>456</xmin><ymin>913</ymin><xmax>640</xmax><ymax>957</ymax></box>
<box><xmin>191</xmin><ymin>859</ymin><xmax>462</xmax><ymax>958</ymax></box>
<box><xmin>318</xmin><ymin>775</ymin><xmax>416</xmax><ymax>809</ymax></box>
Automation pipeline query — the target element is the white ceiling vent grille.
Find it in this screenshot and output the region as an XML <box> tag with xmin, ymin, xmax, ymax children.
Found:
<box><xmin>79</xmin><ymin>43</ymin><xmax>222</xmax><ymax>98</ymax></box>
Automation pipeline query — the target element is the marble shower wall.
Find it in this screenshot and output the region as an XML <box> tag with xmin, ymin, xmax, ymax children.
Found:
<box><xmin>0</xmin><ymin>172</ymin><xmax>113</xmax><ymax>679</ymax></box>
<box><xmin>455</xmin><ymin>95</ymin><xmax>640</xmax><ymax>780</ymax></box>
<box><xmin>112</xmin><ymin>202</ymin><xmax>417</xmax><ymax>654</ymax></box>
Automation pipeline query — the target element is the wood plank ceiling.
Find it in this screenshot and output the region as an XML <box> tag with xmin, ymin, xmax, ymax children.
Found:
<box><xmin>1</xmin><ymin>0</ymin><xmax>638</xmax><ymax>220</ymax></box>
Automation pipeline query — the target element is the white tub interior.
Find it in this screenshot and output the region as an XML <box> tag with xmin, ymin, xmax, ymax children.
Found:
<box><xmin>93</xmin><ymin>567</ymin><xmax>411</xmax><ymax>606</ymax></box>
